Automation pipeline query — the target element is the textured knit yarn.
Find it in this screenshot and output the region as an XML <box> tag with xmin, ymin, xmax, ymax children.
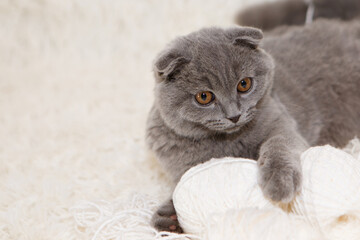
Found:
<box><xmin>293</xmin><ymin>146</ymin><xmax>360</xmax><ymax>227</ymax></box>
<box><xmin>173</xmin><ymin>158</ymin><xmax>269</xmax><ymax>236</ymax></box>
<box><xmin>173</xmin><ymin>145</ymin><xmax>360</xmax><ymax>238</ymax></box>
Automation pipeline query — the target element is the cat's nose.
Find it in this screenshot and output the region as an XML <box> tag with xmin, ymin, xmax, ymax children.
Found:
<box><xmin>227</xmin><ymin>115</ymin><xmax>240</xmax><ymax>123</ymax></box>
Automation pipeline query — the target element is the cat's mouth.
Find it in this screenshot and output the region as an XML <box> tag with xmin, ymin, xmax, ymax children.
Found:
<box><xmin>204</xmin><ymin>122</ymin><xmax>244</xmax><ymax>134</ymax></box>
<box><xmin>203</xmin><ymin>109</ymin><xmax>257</xmax><ymax>133</ymax></box>
<box><xmin>222</xmin><ymin>125</ymin><xmax>243</xmax><ymax>133</ymax></box>
<box><xmin>218</xmin><ymin>111</ymin><xmax>256</xmax><ymax>133</ymax></box>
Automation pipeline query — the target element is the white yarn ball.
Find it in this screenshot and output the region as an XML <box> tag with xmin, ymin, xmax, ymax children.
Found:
<box><xmin>173</xmin><ymin>145</ymin><xmax>360</xmax><ymax>238</ymax></box>
<box><xmin>172</xmin><ymin>158</ymin><xmax>270</xmax><ymax>236</ymax></box>
<box><xmin>294</xmin><ymin>145</ymin><xmax>360</xmax><ymax>226</ymax></box>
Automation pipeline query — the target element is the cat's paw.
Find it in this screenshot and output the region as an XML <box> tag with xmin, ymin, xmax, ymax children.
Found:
<box><xmin>151</xmin><ymin>199</ymin><xmax>183</xmax><ymax>233</ymax></box>
<box><xmin>258</xmin><ymin>156</ymin><xmax>302</xmax><ymax>203</ymax></box>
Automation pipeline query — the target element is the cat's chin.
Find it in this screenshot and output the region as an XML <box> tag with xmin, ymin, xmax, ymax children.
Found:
<box><xmin>226</xmin><ymin>127</ymin><xmax>243</xmax><ymax>133</ymax></box>
<box><xmin>217</xmin><ymin>125</ymin><xmax>243</xmax><ymax>134</ymax></box>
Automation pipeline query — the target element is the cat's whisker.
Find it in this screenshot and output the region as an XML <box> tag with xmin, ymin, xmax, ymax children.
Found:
<box><xmin>212</xmin><ymin>126</ymin><xmax>224</xmax><ymax>129</ymax></box>
<box><xmin>206</xmin><ymin>120</ymin><xmax>222</xmax><ymax>123</ymax></box>
<box><xmin>211</xmin><ymin>123</ymin><xmax>225</xmax><ymax>126</ymax></box>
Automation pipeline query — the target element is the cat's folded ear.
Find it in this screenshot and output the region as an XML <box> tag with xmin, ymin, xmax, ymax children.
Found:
<box><xmin>226</xmin><ymin>27</ymin><xmax>263</xmax><ymax>49</ymax></box>
<box><xmin>153</xmin><ymin>47</ymin><xmax>191</xmax><ymax>82</ymax></box>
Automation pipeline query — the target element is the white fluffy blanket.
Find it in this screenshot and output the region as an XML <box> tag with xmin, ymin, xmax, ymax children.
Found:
<box><xmin>1</xmin><ymin>1</ymin><xmax>358</xmax><ymax>240</ymax></box>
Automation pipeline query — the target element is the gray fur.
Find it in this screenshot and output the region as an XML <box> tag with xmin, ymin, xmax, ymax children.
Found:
<box><xmin>147</xmin><ymin>20</ymin><xmax>360</xmax><ymax>232</ymax></box>
<box><xmin>236</xmin><ymin>0</ymin><xmax>360</xmax><ymax>31</ymax></box>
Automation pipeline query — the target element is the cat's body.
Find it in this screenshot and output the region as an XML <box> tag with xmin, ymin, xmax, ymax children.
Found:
<box><xmin>236</xmin><ymin>0</ymin><xmax>360</xmax><ymax>31</ymax></box>
<box><xmin>265</xmin><ymin>20</ymin><xmax>360</xmax><ymax>146</ymax></box>
<box><xmin>146</xmin><ymin>19</ymin><xmax>360</xmax><ymax>232</ymax></box>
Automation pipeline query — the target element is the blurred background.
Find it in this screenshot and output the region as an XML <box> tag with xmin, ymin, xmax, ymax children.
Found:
<box><xmin>0</xmin><ymin>0</ymin><xmax>272</xmax><ymax>239</ymax></box>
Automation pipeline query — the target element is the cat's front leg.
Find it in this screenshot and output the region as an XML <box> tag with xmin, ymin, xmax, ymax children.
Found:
<box><xmin>258</xmin><ymin>132</ymin><xmax>308</xmax><ymax>203</ymax></box>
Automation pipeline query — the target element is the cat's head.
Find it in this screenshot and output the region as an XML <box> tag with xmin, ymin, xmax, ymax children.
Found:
<box><xmin>153</xmin><ymin>27</ymin><xmax>275</xmax><ymax>138</ymax></box>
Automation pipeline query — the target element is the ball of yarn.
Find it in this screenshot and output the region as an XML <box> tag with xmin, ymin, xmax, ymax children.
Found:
<box><xmin>172</xmin><ymin>158</ymin><xmax>270</xmax><ymax>236</ymax></box>
<box><xmin>172</xmin><ymin>145</ymin><xmax>360</xmax><ymax>237</ymax></box>
<box><xmin>293</xmin><ymin>145</ymin><xmax>360</xmax><ymax>226</ymax></box>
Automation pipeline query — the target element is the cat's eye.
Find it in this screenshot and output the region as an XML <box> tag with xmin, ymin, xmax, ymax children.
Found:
<box><xmin>237</xmin><ymin>77</ymin><xmax>252</xmax><ymax>93</ymax></box>
<box><xmin>195</xmin><ymin>91</ymin><xmax>215</xmax><ymax>105</ymax></box>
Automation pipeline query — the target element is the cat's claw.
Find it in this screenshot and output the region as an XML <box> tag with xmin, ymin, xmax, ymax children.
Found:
<box><xmin>152</xmin><ymin>199</ymin><xmax>183</xmax><ymax>233</ymax></box>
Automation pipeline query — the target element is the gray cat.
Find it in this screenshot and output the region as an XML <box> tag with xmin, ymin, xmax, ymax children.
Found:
<box><xmin>236</xmin><ymin>0</ymin><xmax>360</xmax><ymax>31</ymax></box>
<box><xmin>146</xmin><ymin>19</ymin><xmax>360</xmax><ymax>233</ymax></box>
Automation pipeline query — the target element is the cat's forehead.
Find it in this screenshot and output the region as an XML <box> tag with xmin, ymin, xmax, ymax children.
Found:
<box><xmin>186</xmin><ymin>32</ymin><xmax>260</xmax><ymax>69</ymax></box>
<box><xmin>185</xmin><ymin>44</ymin><xmax>260</xmax><ymax>82</ymax></box>
<box><xmin>179</xmin><ymin>57</ymin><xmax>247</xmax><ymax>94</ymax></box>
<box><xmin>179</xmin><ymin>45</ymin><xmax>267</xmax><ymax>93</ymax></box>
<box><xmin>191</xmin><ymin>42</ymin><xmax>252</xmax><ymax>69</ymax></box>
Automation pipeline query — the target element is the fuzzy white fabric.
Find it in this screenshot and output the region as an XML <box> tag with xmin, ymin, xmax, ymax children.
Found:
<box><xmin>173</xmin><ymin>145</ymin><xmax>360</xmax><ymax>239</ymax></box>
<box><xmin>1</xmin><ymin>0</ymin><xmax>358</xmax><ymax>240</ymax></box>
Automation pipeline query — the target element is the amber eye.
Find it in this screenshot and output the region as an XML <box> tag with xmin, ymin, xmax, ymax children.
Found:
<box><xmin>195</xmin><ymin>91</ymin><xmax>215</xmax><ymax>105</ymax></box>
<box><xmin>237</xmin><ymin>77</ymin><xmax>252</xmax><ymax>93</ymax></box>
